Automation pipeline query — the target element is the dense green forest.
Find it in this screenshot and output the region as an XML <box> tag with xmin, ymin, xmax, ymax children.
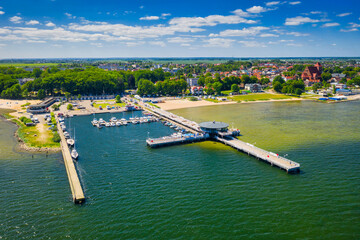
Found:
<box><xmin>1</xmin><ymin>61</ymin><xmax>360</xmax><ymax>99</ymax></box>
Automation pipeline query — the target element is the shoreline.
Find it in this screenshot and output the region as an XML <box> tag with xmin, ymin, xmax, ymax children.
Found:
<box><xmin>0</xmin><ymin>111</ymin><xmax>61</xmax><ymax>153</ymax></box>
<box><xmin>156</xmin><ymin>97</ymin><xmax>311</xmax><ymax>111</ymax></box>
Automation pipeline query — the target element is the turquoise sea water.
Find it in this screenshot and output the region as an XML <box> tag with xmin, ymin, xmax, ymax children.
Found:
<box><xmin>0</xmin><ymin>101</ymin><xmax>359</xmax><ymax>239</ymax></box>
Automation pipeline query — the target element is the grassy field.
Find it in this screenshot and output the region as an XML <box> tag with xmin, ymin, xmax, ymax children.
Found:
<box><xmin>204</xmin><ymin>98</ymin><xmax>221</xmax><ymax>103</ymax></box>
<box><xmin>228</xmin><ymin>93</ymin><xmax>294</xmax><ymax>102</ymax></box>
<box><xmin>14</xmin><ymin>120</ymin><xmax>60</xmax><ymax>148</ymax></box>
<box><xmin>0</xmin><ymin>63</ymin><xmax>61</xmax><ymax>67</ymax></box>
<box><xmin>93</xmin><ymin>100</ymin><xmax>126</xmax><ymax>108</ymax></box>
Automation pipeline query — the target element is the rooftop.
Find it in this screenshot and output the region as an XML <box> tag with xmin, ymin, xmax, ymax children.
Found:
<box><xmin>199</xmin><ymin>121</ymin><xmax>229</xmax><ymax>130</ymax></box>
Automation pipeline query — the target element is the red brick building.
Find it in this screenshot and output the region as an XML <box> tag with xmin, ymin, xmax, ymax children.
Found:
<box><xmin>301</xmin><ymin>62</ymin><xmax>322</xmax><ymax>83</ymax></box>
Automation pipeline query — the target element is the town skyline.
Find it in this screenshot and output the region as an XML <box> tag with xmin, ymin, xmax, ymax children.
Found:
<box><xmin>0</xmin><ymin>0</ymin><xmax>359</xmax><ymax>58</ymax></box>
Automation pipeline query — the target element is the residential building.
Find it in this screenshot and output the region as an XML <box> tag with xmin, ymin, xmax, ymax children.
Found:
<box><xmin>301</xmin><ymin>62</ymin><xmax>322</xmax><ymax>83</ymax></box>
<box><xmin>186</xmin><ymin>78</ymin><xmax>199</xmax><ymax>87</ymax></box>
<box><xmin>18</xmin><ymin>78</ymin><xmax>34</xmax><ymax>86</ymax></box>
<box><xmin>190</xmin><ymin>86</ymin><xmax>203</xmax><ymax>95</ymax></box>
<box><xmin>244</xmin><ymin>83</ymin><xmax>262</xmax><ymax>92</ymax></box>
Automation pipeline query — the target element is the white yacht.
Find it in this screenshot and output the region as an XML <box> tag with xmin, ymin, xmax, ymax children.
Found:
<box><xmin>71</xmin><ymin>149</ymin><xmax>79</xmax><ymax>160</ymax></box>
<box><xmin>116</xmin><ymin>121</ymin><xmax>122</xmax><ymax>126</ymax></box>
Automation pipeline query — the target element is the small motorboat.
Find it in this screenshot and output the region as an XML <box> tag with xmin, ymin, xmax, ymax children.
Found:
<box><xmin>71</xmin><ymin>149</ymin><xmax>78</xmax><ymax>160</ymax></box>
<box><xmin>67</xmin><ymin>138</ymin><xmax>75</xmax><ymax>146</ymax></box>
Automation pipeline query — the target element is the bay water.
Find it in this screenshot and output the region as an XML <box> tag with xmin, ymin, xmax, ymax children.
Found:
<box><xmin>0</xmin><ymin>101</ymin><xmax>359</xmax><ymax>239</ymax></box>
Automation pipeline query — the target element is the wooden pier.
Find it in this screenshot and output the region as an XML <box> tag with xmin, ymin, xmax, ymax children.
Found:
<box><xmin>57</xmin><ymin>120</ymin><xmax>85</xmax><ymax>204</ymax></box>
<box><xmin>215</xmin><ymin>136</ymin><xmax>300</xmax><ymax>173</ymax></box>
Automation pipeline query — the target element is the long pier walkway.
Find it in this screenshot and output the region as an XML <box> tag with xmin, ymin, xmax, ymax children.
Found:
<box><xmin>215</xmin><ymin>136</ymin><xmax>300</xmax><ymax>173</ymax></box>
<box><xmin>139</xmin><ymin>101</ymin><xmax>300</xmax><ymax>173</ymax></box>
<box><xmin>57</xmin><ymin>120</ymin><xmax>85</xmax><ymax>204</ymax></box>
<box><xmin>142</xmin><ymin>104</ymin><xmax>201</xmax><ymax>134</ymax></box>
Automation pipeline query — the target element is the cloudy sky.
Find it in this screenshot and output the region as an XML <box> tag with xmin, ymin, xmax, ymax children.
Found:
<box><xmin>0</xmin><ymin>0</ymin><xmax>359</xmax><ymax>58</ymax></box>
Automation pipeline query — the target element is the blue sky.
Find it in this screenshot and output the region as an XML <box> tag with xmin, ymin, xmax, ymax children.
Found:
<box><xmin>0</xmin><ymin>0</ymin><xmax>359</xmax><ymax>58</ymax></box>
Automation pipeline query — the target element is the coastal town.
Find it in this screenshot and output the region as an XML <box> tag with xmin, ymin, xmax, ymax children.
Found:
<box><xmin>1</xmin><ymin>0</ymin><xmax>360</xmax><ymax>238</ymax></box>
<box><xmin>1</xmin><ymin>59</ymin><xmax>360</xmax><ymax>153</ymax></box>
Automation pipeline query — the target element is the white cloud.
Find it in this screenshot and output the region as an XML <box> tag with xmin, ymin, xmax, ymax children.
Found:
<box><xmin>286</xmin><ymin>31</ymin><xmax>309</xmax><ymax>36</ymax></box>
<box><xmin>149</xmin><ymin>41</ymin><xmax>166</xmax><ymax>47</ymax></box>
<box><xmin>125</xmin><ymin>41</ymin><xmax>145</xmax><ymax>47</ymax></box>
<box><xmin>204</xmin><ymin>38</ymin><xmax>235</xmax><ymax>48</ymax></box>
<box><xmin>167</xmin><ymin>37</ymin><xmax>194</xmax><ymax>43</ymax></box>
<box><xmin>310</xmin><ymin>11</ymin><xmax>322</xmax><ymax>15</ymax></box>
<box><xmin>161</xmin><ymin>13</ymin><xmax>171</xmax><ymax>17</ymax></box>
<box><xmin>350</xmin><ymin>23</ymin><xmax>360</xmax><ymax>28</ymax></box>
<box><xmin>260</xmin><ymin>33</ymin><xmax>279</xmax><ymax>37</ymax></box>
<box><xmin>0</xmin><ymin>28</ymin><xmax>12</xmax><ymax>34</ymax></box>
<box><xmin>268</xmin><ymin>39</ymin><xmax>294</xmax><ymax>44</ymax></box>
<box><xmin>169</xmin><ymin>14</ymin><xmax>256</xmax><ymax>28</ymax></box>
<box><xmin>289</xmin><ymin>1</ymin><xmax>301</xmax><ymax>5</ymax></box>
<box><xmin>26</xmin><ymin>20</ymin><xmax>40</xmax><ymax>25</ymax></box>
<box><xmin>0</xmin><ymin>11</ymin><xmax>5</xmax><ymax>15</ymax></box>
<box><xmin>65</xmin><ymin>13</ymin><xmax>76</xmax><ymax>19</ymax></box>
<box><xmin>180</xmin><ymin>43</ymin><xmax>191</xmax><ymax>47</ymax></box>
<box><xmin>231</xmin><ymin>9</ymin><xmax>252</xmax><ymax>17</ymax></box>
<box><xmin>139</xmin><ymin>16</ymin><xmax>160</xmax><ymax>20</ymax></box>
<box><xmin>0</xmin><ymin>43</ymin><xmax>7</xmax><ymax>47</ymax></box>
<box><xmin>285</xmin><ymin>16</ymin><xmax>320</xmax><ymax>26</ymax></box>
<box><xmin>45</xmin><ymin>22</ymin><xmax>56</xmax><ymax>27</ymax></box>
<box><xmin>239</xmin><ymin>41</ymin><xmax>266</xmax><ymax>47</ymax></box>
<box><xmin>246</xmin><ymin>6</ymin><xmax>269</xmax><ymax>14</ymax></box>
<box><xmin>27</xmin><ymin>40</ymin><xmax>46</xmax><ymax>43</ymax></box>
<box><xmin>8</xmin><ymin>27</ymin><xmax>120</xmax><ymax>42</ymax></box>
<box><xmin>322</xmin><ymin>22</ymin><xmax>340</xmax><ymax>27</ymax></box>
<box><xmin>266</xmin><ymin>1</ymin><xmax>280</xmax><ymax>7</ymax></box>
<box><xmin>287</xmin><ymin>43</ymin><xmax>303</xmax><ymax>47</ymax></box>
<box><xmin>337</xmin><ymin>13</ymin><xmax>352</xmax><ymax>17</ymax></box>
<box><xmin>340</xmin><ymin>28</ymin><xmax>358</xmax><ymax>32</ymax></box>
<box><xmin>139</xmin><ymin>6</ymin><xmax>144</xmax><ymax>9</ymax></box>
<box><xmin>90</xmin><ymin>42</ymin><xmax>103</xmax><ymax>47</ymax></box>
<box><xmin>331</xmin><ymin>43</ymin><xmax>336</xmax><ymax>46</ymax></box>
<box><xmin>212</xmin><ymin>26</ymin><xmax>269</xmax><ymax>37</ymax></box>
<box><xmin>69</xmin><ymin>22</ymin><xmax>204</xmax><ymax>39</ymax></box>
<box><xmin>9</xmin><ymin>16</ymin><xmax>22</xmax><ymax>24</ymax></box>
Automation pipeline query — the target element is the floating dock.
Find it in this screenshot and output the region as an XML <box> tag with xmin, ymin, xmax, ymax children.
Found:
<box><xmin>147</xmin><ymin>133</ymin><xmax>209</xmax><ymax>148</ymax></box>
<box><xmin>57</xmin><ymin>120</ymin><xmax>85</xmax><ymax>204</ymax></box>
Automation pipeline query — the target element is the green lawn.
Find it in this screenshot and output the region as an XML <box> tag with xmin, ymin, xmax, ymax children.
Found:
<box><xmin>221</xmin><ymin>90</ymin><xmax>232</xmax><ymax>96</ymax></box>
<box><xmin>204</xmin><ymin>98</ymin><xmax>221</xmax><ymax>103</ymax></box>
<box><xmin>93</xmin><ymin>100</ymin><xmax>126</xmax><ymax>108</ymax></box>
<box><xmin>228</xmin><ymin>93</ymin><xmax>294</xmax><ymax>102</ymax></box>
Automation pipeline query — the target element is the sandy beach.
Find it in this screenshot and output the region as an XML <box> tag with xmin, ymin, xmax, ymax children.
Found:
<box><xmin>0</xmin><ymin>99</ymin><xmax>40</xmax><ymax>111</ymax></box>
<box><xmin>156</xmin><ymin>98</ymin><xmax>308</xmax><ymax>110</ymax></box>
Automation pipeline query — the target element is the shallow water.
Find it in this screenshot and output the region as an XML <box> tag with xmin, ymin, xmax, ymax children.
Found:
<box><xmin>0</xmin><ymin>101</ymin><xmax>359</xmax><ymax>239</ymax></box>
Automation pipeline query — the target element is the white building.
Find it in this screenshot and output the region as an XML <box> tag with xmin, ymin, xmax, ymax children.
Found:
<box><xmin>186</xmin><ymin>78</ymin><xmax>199</xmax><ymax>87</ymax></box>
